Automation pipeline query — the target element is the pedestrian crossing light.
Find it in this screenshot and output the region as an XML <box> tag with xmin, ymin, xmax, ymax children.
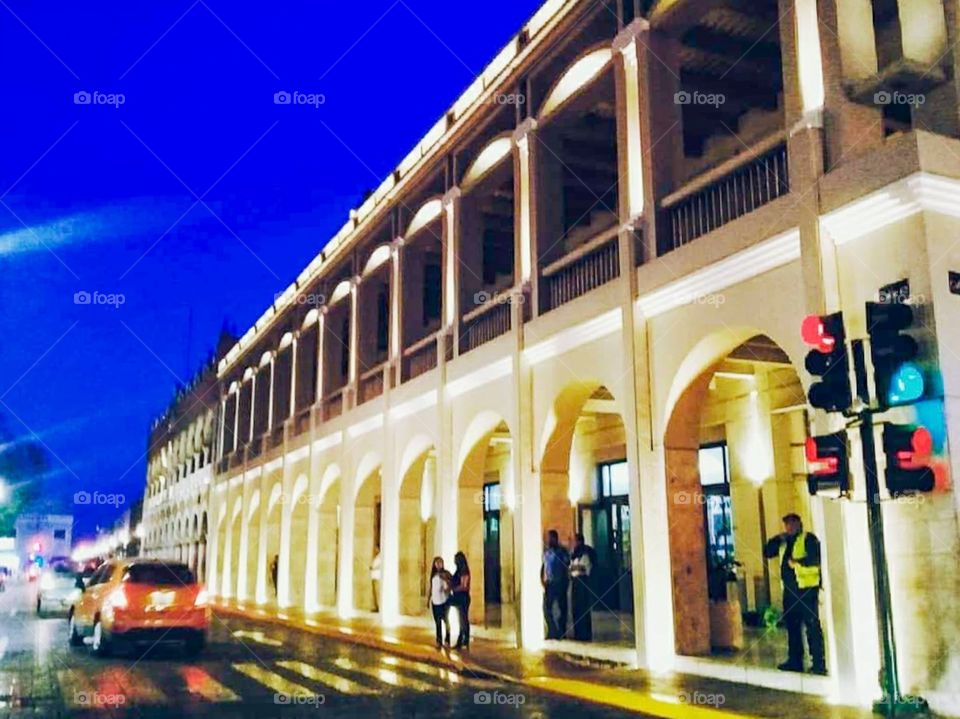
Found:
<box><xmin>805</xmin><ymin>433</ymin><xmax>850</xmax><ymax>496</ymax></box>
<box><xmin>866</xmin><ymin>302</ymin><xmax>923</xmax><ymax>409</ymax></box>
<box><xmin>801</xmin><ymin>313</ymin><xmax>852</xmax><ymax>412</ymax></box>
<box><xmin>882</xmin><ymin>424</ymin><xmax>935</xmax><ymax>496</ymax></box>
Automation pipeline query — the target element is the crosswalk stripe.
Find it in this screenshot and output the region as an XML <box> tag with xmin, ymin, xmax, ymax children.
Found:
<box><xmin>334</xmin><ymin>657</ymin><xmax>439</xmax><ymax>692</ymax></box>
<box><xmin>177</xmin><ymin>666</ymin><xmax>241</xmax><ymax>702</ymax></box>
<box><xmin>380</xmin><ymin>655</ymin><xmax>463</xmax><ymax>685</ymax></box>
<box><xmin>277</xmin><ymin>660</ymin><xmax>376</xmax><ymax>695</ymax></box>
<box><xmin>233</xmin><ymin>662</ymin><xmax>318</xmax><ymax>699</ymax></box>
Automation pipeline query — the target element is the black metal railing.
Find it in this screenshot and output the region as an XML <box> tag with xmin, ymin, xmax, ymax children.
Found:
<box><xmin>459</xmin><ymin>293</ymin><xmax>512</xmax><ymax>354</ymax></box>
<box><xmin>659</xmin><ymin>138</ymin><xmax>789</xmax><ymax>255</ymax></box>
<box><xmin>541</xmin><ymin>229</ymin><xmax>620</xmax><ymax>313</ymax></box>
<box><xmin>402</xmin><ymin>332</ymin><xmax>439</xmax><ymax>382</ymax></box>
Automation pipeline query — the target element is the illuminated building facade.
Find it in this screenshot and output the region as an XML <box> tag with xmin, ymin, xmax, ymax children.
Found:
<box><xmin>147</xmin><ymin>0</ymin><xmax>960</xmax><ymax>713</ymax></box>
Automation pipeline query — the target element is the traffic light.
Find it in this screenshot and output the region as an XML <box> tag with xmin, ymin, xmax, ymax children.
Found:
<box><xmin>802</xmin><ymin>313</ymin><xmax>852</xmax><ymax>412</ymax></box>
<box><xmin>882</xmin><ymin>424</ymin><xmax>935</xmax><ymax>495</ymax></box>
<box><xmin>805</xmin><ymin>433</ymin><xmax>850</xmax><ymax>496</ymax></box>
<box><xmin>866</xmin><ymin>302</ymin><xmax>923</xmax><ymax>408</ymax></box>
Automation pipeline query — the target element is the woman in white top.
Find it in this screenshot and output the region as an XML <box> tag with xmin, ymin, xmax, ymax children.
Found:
<box><xmin>428</xmin><ymin>556</ymin><xmax>452</xmax><ymax>648</ymax></box>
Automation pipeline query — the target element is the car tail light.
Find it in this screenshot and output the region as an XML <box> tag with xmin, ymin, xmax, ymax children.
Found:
<box><xmin>195</xmin><ymin>588</ymin><xmax>209</xmax><ymax>607</ymax></box>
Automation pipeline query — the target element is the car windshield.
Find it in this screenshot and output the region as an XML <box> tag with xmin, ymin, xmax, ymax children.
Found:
<box><xmin>123</xmin><ymin>563</ymin><xmax>195</xmax><ymax>586</ymax></box>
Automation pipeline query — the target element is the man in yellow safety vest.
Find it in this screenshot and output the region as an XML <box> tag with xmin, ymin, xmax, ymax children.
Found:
<box><xmin>763</xmin><ymin>513</ymin><xmax>826</xmax><ymax>675</ymax></box>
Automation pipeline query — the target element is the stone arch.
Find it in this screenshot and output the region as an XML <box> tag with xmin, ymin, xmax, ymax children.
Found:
<box><xmin>456</xmin><ymin>412</ymin><xmax>515</xmax><ymax>631</ymax></box>
<box><xmin>315</xmin><ymin>463</ymin><xmax>342</xmax><ymax>608</ymax></box>
<box><xmin>242</xmin><ymin>489</ymin><xmax>261</xmax><ymax>602</ymax></box>
<box><xmin>538</xmin><ymin>45</ymin><xmax>614</xmax><ymax>121</ymax></box>
<box><xmin>397</xmin><ymin>435</ymin><xmax>438</xmax><ymax>616</ymax></box>
<box><xmin>352</xmin><ymin>457</ymin><xmax>382</xmax><ymax>613</ymax></box>
<box><xmin>288</xmin><ymin>473</ymin><xmax>311</xmax><ymax>609</ymax></box>
<box><xmin>662</xmin><ymin>330</ymin><xmax>813</xmax><ymax>664</ymax></box>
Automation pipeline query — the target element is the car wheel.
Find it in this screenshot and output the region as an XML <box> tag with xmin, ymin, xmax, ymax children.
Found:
<box><xmin>36</xmin><ymin>597</ymin><xmax>42</xmax><ymax>615</ymax></box>
<box><xmin>68</xmin><ymin>613</ymin><xmax>84</xmax><ymax>647</ymax></box>
<box><xmin>91</xmin><ymin>619</ymin><xmax>111</xmax><ymax>657</ymax></box>
<box><xmin>183</xmin><ymin>633</ymin><xmax>205</xmax><ymax>658</ymax></box>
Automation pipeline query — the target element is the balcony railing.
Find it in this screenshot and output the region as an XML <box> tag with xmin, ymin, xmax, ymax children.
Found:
<box><xmin>322</xmin><ymin>389</ymin><xmax>344</xmax><ymax>421</ymax></box>
<box><xmin>402</xmin><ymin>332</ymin><xmax>439</xmax><ymax>382</ymax></box>
<box><xmin>541</xmin><ymin>227</ymin><xmax>620</xmax><ymax>313</ymax></box>
<box><xmin>659</xmin><ymin>133</ymin><xmax>789</xmax><ymax>255</ymax></box>
<box><xmin>459</xmin><ymin>289</ymin><xmax>514</xmax><ymax>355</ymax></box>
<box><xmin>359</xmin><ymin>364</ymin><xmax>386</xmax><ymax>404</ymax></box>
<box><xmin>267</xmin><ymin>423</ymin><xmax>285</xmax><ymax>450</ymax></box>
<box><xmin>291</xmin><ymin>406</ymin><xmax>311</xmax><ymax>438</ymax></box>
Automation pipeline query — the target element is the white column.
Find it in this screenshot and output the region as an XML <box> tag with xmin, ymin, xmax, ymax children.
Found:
<box><xmin>513</xmin><ymin>119</ymin><xmax>539</xmax><ymax>309</ymax></box>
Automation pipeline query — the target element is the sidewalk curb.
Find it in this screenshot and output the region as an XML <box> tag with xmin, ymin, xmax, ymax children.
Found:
<box><xmin>213</xmin><ymin>604</ymin><xmax>761</xmax><ymax>719</ymax></box>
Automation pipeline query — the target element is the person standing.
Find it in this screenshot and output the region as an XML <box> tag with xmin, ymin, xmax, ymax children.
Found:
<box><xmin>541</xmin><ymin>530</ymin><xmax>570</xmax><ymax>640</ymax></box>
<box><xmin>370</xmin><ymin>551</ymin><xmax>382</xmax><ymax>613</ymax></box>
<box><xmin>569</xmin><ymin>533</ymin><xmax>596</xmax><ymax>641</ymax></box>
<box><xmin>450</xmin><ymin>552</ymin><xmax>471</xmax><ymax>649</ymax></box>
<box><xmin>269</xmin><ymin>555</ymin><xmax>279</xmax><ymax>599</ymax></box>
<box><xmin>428</xmin><ymin>557</ymin><xmax>452</xmax><ymax>648</ymax></box>
<box><xmin>764</xmin><ymin>513</ymin><xmax>826</xmax><ymax>675</ymax></box>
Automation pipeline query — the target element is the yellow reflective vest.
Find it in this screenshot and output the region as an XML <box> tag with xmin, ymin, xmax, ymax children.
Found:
<box><xmin>779</xmin><ymin>531</ymin><xmax>821</xmax><ymax>589</ymax></box>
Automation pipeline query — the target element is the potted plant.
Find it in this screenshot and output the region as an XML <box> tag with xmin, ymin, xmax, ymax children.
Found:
<box><xmin>708</xmin><ymin>558</ymin><xmax>744</xmax><ymax>651</ymax></box>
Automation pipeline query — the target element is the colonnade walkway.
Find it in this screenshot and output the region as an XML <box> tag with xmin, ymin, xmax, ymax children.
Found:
<box><xmin>211</xmin><ymin>600</ymin><xmax>877</xmax><ymax>719</ymax></box>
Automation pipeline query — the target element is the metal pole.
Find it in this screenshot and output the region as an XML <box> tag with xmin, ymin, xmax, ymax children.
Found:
<box><xmin>858</xmin><ymin>409</ymin><xmax>902</xmax><ymax>715</ymax></box>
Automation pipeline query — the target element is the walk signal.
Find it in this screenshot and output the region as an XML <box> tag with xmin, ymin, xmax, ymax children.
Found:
<box><xmin>805</xmin><ymin>433</ymin><xmax>850</xmax><ymax>496</ymax></box>
<box><xmin>882</xmin><ymin>424</ymin><xmax>935</xmax><ymax>495</ymax></box>
<box><xmin>866</xmin><ymin>302</ymin><xmax>923</xmax><ymax>408</ymax></box>
<box><xmin>802</xmin><ymin>313</ymin><xmax>852</xmax><ymax>412</ymax></box>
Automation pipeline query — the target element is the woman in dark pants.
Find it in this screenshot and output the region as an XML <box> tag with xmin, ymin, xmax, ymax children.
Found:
<box><xmin>451</xmin><ymin>552</ymin><xmax>471</xmax><ymax>649</ymax></box>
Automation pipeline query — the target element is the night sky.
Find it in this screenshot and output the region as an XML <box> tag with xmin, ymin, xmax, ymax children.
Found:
<box><xmin>0</xmin><ymin>0</ymin><xmax>542</xmax><ymax>539</ymax></box>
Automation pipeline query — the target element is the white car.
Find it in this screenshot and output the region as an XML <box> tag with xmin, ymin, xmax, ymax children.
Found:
<box><xmin>37</xmin><ymin>564</ymin><xmax>83</xmax><ymax>615</ymax></box>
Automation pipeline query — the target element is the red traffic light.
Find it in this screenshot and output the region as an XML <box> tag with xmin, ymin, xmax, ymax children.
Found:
<box><xmin>894</xmin><ymin>427</ymin><xmax>933</xmax><ymax>468</ymax></box>
<box><xmin>806</xmin><ymin>437</ymin><xmax>838</xmax><ymax>475</ymax></box>
<box><xmin>802</xmin><ymin>315</ymin><xmax>837</xmax><ymax>353</ymax></box>
<box><xmin>882</xmin><ymin>424</ymin><xmax>935</xmax><ymax>495</ymax></box>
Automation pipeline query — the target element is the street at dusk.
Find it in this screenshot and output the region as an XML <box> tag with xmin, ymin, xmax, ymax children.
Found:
<box><xmin>3</xmin><ymin>0</ymin><xmax>960</xmax><ymax>718</ymax></box>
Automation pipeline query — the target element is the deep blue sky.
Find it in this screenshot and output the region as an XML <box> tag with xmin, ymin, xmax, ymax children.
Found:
<box><xmin>0</xmin><ymin>0</ymin><xmax>542</xmax><ymax>539</ymax></box>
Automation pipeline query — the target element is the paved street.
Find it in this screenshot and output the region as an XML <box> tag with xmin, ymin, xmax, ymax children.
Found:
<box><xmin>0</xmin><ymin>579</ymin><xmax>638</xmax><ymax>718</ymax></box>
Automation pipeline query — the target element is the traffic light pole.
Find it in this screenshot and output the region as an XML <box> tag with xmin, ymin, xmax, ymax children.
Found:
<box><xmin>852</xmin><ymin>341</ymin><xmax>925</xmax><ymax>716</ymax></box>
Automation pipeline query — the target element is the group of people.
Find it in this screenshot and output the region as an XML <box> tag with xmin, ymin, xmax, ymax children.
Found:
<box><xmin>542</xmin><ymin>530</ymin><xmax>598</xmax><ymax>641</ymax></box>
<box><xmin>428</xmin><ymin>552</ymin><xmax>471</xmax><ymax>649</ymax></box>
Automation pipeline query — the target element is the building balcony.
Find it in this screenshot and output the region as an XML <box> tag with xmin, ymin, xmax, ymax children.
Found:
<box><xmin>358</xmin><ymin>364</ymin><xmax>387</xmax><ymax>404</ymax></box>
<box><xmin>658</xmin><ymin>132</ymin><xmax>789</xmax><ymax>256</ymax></box>
<box><xmin>402</xmin><ymin>331</ymin><xmax>440</xmax><ymax>382</ymax></box>
<box><xmin>459</xmin><ymin>287</ymin><xmax>515</xmax><ymax>355</ymax></box>
<box><xmin>541</xmin><ymin>226</ymin><xmax>621</xmax><ymax>313</ymax></box>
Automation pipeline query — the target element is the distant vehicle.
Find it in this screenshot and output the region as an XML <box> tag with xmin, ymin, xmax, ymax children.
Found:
<box><xmin>37</xmin><ymin>562</ymin><xmax>83</xmax><ymax>615</ymax></box>
<box><xmin>68</xmin><ymin>559</ymin><xmax>208</xmax><ymax>657</ymax></box>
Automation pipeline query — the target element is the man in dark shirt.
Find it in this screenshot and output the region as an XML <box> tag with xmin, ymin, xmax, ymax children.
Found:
<box><xmin>541</xmin><ymin>530</ymin><xmax>570</xmax><ymax>639</ymax></box>
<box><xmin>764</xmin><ymin>513</ymin><xmax>826</xmax><ymax>675</ymax></box>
